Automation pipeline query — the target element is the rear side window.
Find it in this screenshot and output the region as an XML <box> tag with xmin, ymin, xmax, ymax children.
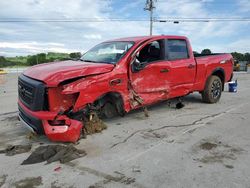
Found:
<box><xmin>166</xmin><ymin>39</ymin><xmax>189</xmax><ymax>60</ymax></box>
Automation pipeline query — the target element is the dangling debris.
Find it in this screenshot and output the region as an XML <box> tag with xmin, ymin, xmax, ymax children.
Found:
<box><xmin>143</xmin><ymin>107</ymin><xmax>149</xmax><ymax>117</ymax></box>
<box><xmin>83</xmin><ymin>112</ymin><xmax>107</xmax><ymax>136</ymax></box>
<box><xmin>0</xmin><ymin>144</ymin><xmax>32</xmax><ymax>156</ymax></box>
<box><xmin>129</xmin><ymin>89</ymin><xmax>144</xmax><ymax>108</ymax></box>
<box><xmin>21</xmin><ymin>144</ymin><xmax>86</xmax><ymax>165</ymax></box>
<box><xmin>167</xmin><ymin>98</ymin><xmax>185</xmax><ymax>109</ymax></box>
<box><xmin>176</xmin><ymin>97</ymin><xmax>185</xmax><ymax>109</ymax></box>
<box><xmin>176</xmin><ymin>102</ymin><xmax>185</xmax><ymax>109</ymax></box>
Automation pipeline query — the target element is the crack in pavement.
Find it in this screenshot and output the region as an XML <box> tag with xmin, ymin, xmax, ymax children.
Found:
<box><xmin>110</xmin><ymin>129</ymin><xmax>151</xmax><ymax>148</ymax></box>
<box><xmin>110</xmin><ymin>110</ymin><xmax>229</xmax><ymax>149</ymax></box>
<box><xmin>149</xmin><ymin>111</ymin><xmax>226</xmax><ymax>132</ymax></box>
<box><xmin>66</xmin><ymin>162</ymin><xmax>141</xmax><ymax>187</ymax></box>
<box><xmin>122</xmin><ymin>105</ymin><xmax>247</xmax><ymax>162</ymax></box>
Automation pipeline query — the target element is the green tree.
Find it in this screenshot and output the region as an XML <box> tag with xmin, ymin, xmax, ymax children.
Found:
<box><xmin>0</xmin><ymin>56</ymin><xmax>6</xmax><ymax>63</ymax></box>
<box><xmin>0</xmin><ymin>56</ymin><xmax>7</xmax><ymax>67</ymax></box>
<box><xmin>27</xmin><ymin>55</ymin><xmax>38</xmax><ymax>66</ymax></box>
<box><xmin>231</xmin><ymin>52</ymin><xmax>245</xmax><ymax>61</ymax></box>
<box><xmin>201</xmin><ymin>49</ymin><xmax>212</xmax><ymax>55</ymax></box>
<box><xmin>69</xmin><ymin>52</ymin><xmax>81</xmax><ymax>59</ymax></box>
<box><xmin>27</xmin><ymin>53</ymin><xmax>47</xmax><ymax>66</ymax></box>
<box><xmin>244</xmin><ymin>53</ymin><xmax>250</xmax><ymax>62</ymax></box>
<box><xmin>37</xmin><ymin>53</ymin><xmax>47</xmax><ymax>63</ymax></box>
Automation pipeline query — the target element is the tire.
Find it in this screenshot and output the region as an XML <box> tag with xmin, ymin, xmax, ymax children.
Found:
<box><xmin>202</xmin><ymin>75</ymin><xmax>222</xmax><ymax>103</ymax></box>
<box><xmin>101</xmin><ymin>102</ymin><xmax>118</xmax><ymax>118</ymax></box>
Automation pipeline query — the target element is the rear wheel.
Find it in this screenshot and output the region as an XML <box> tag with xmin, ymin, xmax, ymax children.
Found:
<box><xmin>202</xmin><ymin>75</ymin><xmax>222</xmax><ymax>103</ymax></box>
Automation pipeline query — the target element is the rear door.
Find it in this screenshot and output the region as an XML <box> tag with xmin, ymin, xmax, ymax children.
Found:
<box><xmin>165</xmin><ymin>39</ymin><xmax>196</xmax><ymax>98</ymax></box>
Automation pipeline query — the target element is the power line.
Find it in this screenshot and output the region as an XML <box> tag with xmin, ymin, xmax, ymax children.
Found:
<box><xmin>0</xmin><ymin>18</ymin><xmax>250</xmax><ymax>23</ymax></box>
<box><xmin>0</xmin><ymin>18</ymin><xmax>148</xmax><ymax>22</ymax></box>
<box><xmin>157</xmin><ymin>0</ymin><xmax>250</xmax><ymax>4</ymax></box>
<box><xmin>156</xmin><ymin>18</ymin><xmax>250</xmax><ymax>23</ymax></box>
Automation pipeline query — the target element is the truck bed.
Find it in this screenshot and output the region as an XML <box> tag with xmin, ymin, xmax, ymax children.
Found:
<box><xmin>192</xmin><ymin>53</ymin><xmax>233</xmax><ymax>91</ymax></box>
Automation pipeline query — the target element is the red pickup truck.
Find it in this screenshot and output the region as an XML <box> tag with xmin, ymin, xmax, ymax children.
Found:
<box><xmin>18</xmin><ymin>35</ymin><xmax>233</xmax><ymax>142</ymax></box>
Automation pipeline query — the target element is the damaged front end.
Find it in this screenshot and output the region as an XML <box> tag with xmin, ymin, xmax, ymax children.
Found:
<box><xmin>43</xmin><ymin>86</ymin><xmax>84</xmax><ymax>142</ymax></box>
<box><xmin>18</xmin><ymin>74</ymin><xmax>84</xmax><ymax>143</ymax></box>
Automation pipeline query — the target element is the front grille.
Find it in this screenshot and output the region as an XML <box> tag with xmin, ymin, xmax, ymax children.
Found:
<box><xmin>18</xmin><ymin>74</ymin><xmax>46</xmax><ymax>111</ymax></box>
<box><xmin>18</xmin><ymin>78</ymin><xmax>34</xmax><ymax>105</ymax></box>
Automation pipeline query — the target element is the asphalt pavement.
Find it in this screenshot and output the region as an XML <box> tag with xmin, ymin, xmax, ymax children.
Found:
<box><xmin>0</xmin><ymin>72</ymin><xmax>249</xmax><ymax>188</ymax></box>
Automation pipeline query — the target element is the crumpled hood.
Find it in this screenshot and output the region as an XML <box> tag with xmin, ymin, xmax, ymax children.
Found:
<box><xmin>23</xmin><ymin>60</ymin><xmax>114</xmax><ymax>86</ymax></box>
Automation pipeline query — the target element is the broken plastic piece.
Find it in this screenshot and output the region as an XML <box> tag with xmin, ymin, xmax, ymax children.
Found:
<box><xmin>43</xmin><ymin>119</ymin><xmax>83</xmax><ymax>143</ymax></box>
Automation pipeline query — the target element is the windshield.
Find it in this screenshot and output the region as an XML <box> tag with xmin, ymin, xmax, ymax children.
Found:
<box><xmin>80</xmin><ymin>41</ymin><xmax>134</xmax><ymax>64</ymax></box>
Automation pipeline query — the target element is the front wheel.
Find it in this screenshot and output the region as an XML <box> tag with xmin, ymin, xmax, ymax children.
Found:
<box><xmin>101</xmin><ymin>102</ymin><xmax>118</xmax><ymax>118</ymax></box>
<box><xmin>202</xmin><ymin>75</ymin><xmax>222</xmax><ymax>103</ymax></box>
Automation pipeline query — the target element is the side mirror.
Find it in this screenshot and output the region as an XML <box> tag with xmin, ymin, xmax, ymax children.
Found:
<box><xmin>132</xmin><ymin>57</ymin><xmax>145</xmax><ymax>72</ymax></box>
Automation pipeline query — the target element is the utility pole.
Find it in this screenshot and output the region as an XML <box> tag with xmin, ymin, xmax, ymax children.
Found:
<box><xmin>144</xmin><ymin>0</ymin><xmax>156</xmax><ymax>36</ymax></box>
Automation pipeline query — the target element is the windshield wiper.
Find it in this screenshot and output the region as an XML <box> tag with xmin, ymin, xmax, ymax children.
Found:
<box><xmin>80</xmin><ymin>59</ymin><xmax>114</xmax><ymax>65</ymax></box>
<box><xmin>80</xmin><ymin>59</ymin><xmax>96</xmax><ymax>63</ymax></box>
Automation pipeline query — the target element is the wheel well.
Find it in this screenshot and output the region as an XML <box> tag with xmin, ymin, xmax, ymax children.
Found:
<box><xmin>94</xmin><ymin>92</ymin><xmax>125</xmax><ymax>116</ymax></box>
<box><xmin>211</xmin><ymin>69</ymin><xmax>225</xmax><ymax>90</ymax></box>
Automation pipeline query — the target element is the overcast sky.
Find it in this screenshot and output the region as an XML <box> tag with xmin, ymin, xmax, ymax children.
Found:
<box><xmin>0</xmin><ymin>0</ymin><xmax>249</xmax><ymax>57</ymax></box>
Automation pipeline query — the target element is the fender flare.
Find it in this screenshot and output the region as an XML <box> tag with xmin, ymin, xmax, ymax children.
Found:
<box><xmin>211</xmin><ymin>67</ymin><xmax>225</xmax><ymax>79</ymax></box>
<box><xmin>203</xmin><ymin>67</ymin><xmax>225</xmax><ymax>91</ymax></box>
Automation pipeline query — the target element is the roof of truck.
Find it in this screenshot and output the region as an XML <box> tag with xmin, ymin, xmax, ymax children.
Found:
<box><xmin>107</xmin><ymin>35</ymin><xmax>188</xmax><ymax>43</ymax></box>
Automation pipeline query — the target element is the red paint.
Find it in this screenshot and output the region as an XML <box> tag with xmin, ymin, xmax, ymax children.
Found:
<box><xmin>43</xmin><ymin>119</ymin><xmax>82</xmax><ymax>143</ymax></box>
<box><xmin>19</xmin><ymin>35</ymin><xmax>233</xmax><ymax>142</ymax></box>
<box><xmin>19</xmin><ymin>100</ymin><xmax>58</xmax><ymax>119</ymax></box>
<box><xmin>24</xmin><ymin>60</ymin><xmax>114</xmax><ymax>87</ymax></box>
<box><xmin>18</xmin><ymin>100</ymin><xmax>83</xmax><ymax>143</ymax></box>
<box><xmin>48</xmin><ymin>87</ymin><xmax>78</xmax><ymax>112</ymax></box>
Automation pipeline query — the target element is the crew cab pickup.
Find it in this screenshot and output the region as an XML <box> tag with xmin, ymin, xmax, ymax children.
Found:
<box><xmin>18</xmin><ymin>35</ymin><xmax>233</xmax><ymax>142</ymax></box>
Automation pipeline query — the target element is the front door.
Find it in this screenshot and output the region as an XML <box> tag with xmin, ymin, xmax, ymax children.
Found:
<box><xmin>129</xmin><ymin>40</ymin><xmax>171</xmax><ymax>106</ymax></box>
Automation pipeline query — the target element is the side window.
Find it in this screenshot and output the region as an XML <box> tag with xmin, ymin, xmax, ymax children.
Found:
<box><xmin>137</xmin><ymin>40</ymin><xmax>164</xmax><ymax>63</ymax></box>
<box><xmin>166</xmin><ymin>39</ymin><xmax>189</xmax><ymax>60</ymax></box>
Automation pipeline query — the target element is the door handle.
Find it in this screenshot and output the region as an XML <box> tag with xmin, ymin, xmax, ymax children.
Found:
<box><xmin>188</xmin><ymin>64</ymin><xmax>195</xmax><ymax>69</ymax></box>
<box><xmin>160</xmin><ymin>68</ymin><xmax>169</xmax><ymax>73</ymax></box>
<box><xmin>110</xmin><ymin>79</ymin><xmax>122</xmax><ymax>86</ymax></box>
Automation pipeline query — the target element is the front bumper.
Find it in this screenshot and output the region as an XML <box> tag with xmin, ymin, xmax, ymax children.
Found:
<box><xmin>18</xmin><ymin>100</ymin><xmax>83</xmax><ymax>143</ymax></box>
